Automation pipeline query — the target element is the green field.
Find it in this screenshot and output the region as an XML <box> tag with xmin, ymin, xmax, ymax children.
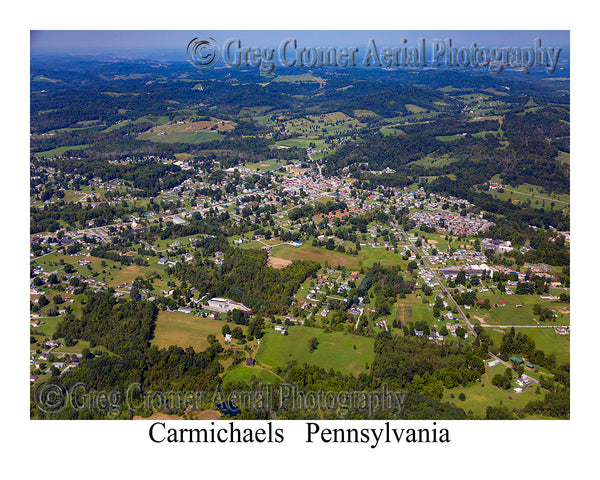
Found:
<box><xmin>244</xmin><ymin>158</ymin><xmax>284</xmax><ymax>172</ymax></box>
<box><xmin>411</xmin><ymin>153</ymin><xmax>461</xmax><ymax>168</ymax></box>
<box><xmin>256</xmin><ymin>326</ymin><xmax>374</xmax><ymax>375</ymax></box>
<box><xmin>485</xmin><ymin>327</ymin><xmax>570</xmax><ymax>366</ymax></box>
<box><xmin>380</xmin><ymin>127</ymin><xmax>405</xmax><ymax>136</ymax></box>
<box><xmin>486</xmin><ymin>176</ymin><xmax>570</xmax><ymax>212</ymax></box>
<box><xmin>33</xmin><ymin>144</ymin><xmax>90</xmax><ymax>157</ymax></box>
<box><xmin>360</xmin><ymin>245</ymin><xmax>403</xmax><ymax>268</ymax></box>
<box><xmin>282</xmin><ymin>112</ymin><xmax>364</xmax><ymax>139</ymax></box>
<box><xmin>272</xmin><ymin>138</ymin><xmax>328</xmax><ymax>149</ymax></box>
<box><xmin>152</xmin><ymin>311</ymin><xmax>245</xmax><ymax>351</ymax></box>
<box><xmin>222</xmin><ymin>365</ymin><xmax>281</xmax><ymax>386</ymax></box>
<box><xmin>138</xmin><ymin>129</ymin><xmax>224</xmax><ymax>144</ymax></box>
<box><xmin>441</xmin><ymin>363</ymin><xmax>548</xmax><ymax>418</ymax></box>
<box><xmin>475</xmin><ymin>292</ymin><xmax>570</xmax><ymax>327</ymax></box>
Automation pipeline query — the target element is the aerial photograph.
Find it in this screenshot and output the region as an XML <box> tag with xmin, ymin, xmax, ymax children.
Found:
<box><xmin>29</xmin><ymin>30</ymin><xmax>570</xmax><ymax>421</ymax></box>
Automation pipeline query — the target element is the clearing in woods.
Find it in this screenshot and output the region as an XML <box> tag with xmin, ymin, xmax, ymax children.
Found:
<box><xmin>267</xmin><ymin>255</ymin><xmax>292</xmax><ymax>269</ymax></box>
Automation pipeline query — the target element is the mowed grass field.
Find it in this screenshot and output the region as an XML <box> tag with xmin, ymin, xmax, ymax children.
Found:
<box><xmin>485</xmin><ymin>327</ymin><xmax>570</xmax><ymax>366</ymax></box>
<box><xmin>33</xmin><ymin>144</ymin><xmax>90</xmax><ymax>157</ymax></box>
<box><xmin>441</xmin><ymin>363</ymin><xmax>548</xmax><ymax>418</ymax></box>
<box><xmin>152</xmin><ymin>311</ymin><xmax>245</xmax><ymax>352</ymax></box>
<box><xmin>222</xmin><ymin>365</ymin><xmax>281</xmax><ymax>386</ymax></box>
<box><xmin>256</xmin><ymin>326</ymin><xmax>374</xmax><ymax>375</ymax></box>
<box><xmin>475</xmin><ymin>292</ymin><xmax>570</xmax><ymax>327</ymax></box>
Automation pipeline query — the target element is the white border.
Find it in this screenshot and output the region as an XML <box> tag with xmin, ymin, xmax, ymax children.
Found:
<box><xmin>3</xmin><ymin>1</ymin><xmax>596</xmax><ymax>477</ymax></box>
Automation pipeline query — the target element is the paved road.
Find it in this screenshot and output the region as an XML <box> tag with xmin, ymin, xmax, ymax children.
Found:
<box><xmin>487</xmin><ymin>352</ymin><xmax>541</xmax><ymax>384</ymax></box>
<box><xmin>395</xmin><ymin>222</ymin><xmax>477</xmax><ymax>337</ymax></box>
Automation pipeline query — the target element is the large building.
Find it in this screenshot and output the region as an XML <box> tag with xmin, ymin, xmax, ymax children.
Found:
<box><xmin>207</xmin><ymin>298</ymin><xmax>252</xmax><ymax>313</ymax></box>
<box><xmin>481</xmin><ymin>238</ymin><xmax>514</xmax><ymax>254</ymax></box>
<box><xmin>440</xmin><ymin>264</ymin><xmax>492</xmax><ymax>279</ymax></box>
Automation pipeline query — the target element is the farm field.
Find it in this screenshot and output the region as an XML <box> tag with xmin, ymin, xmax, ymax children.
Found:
<box><xmin>256</xmin><ymin>325</ymin><xmax>374</xmax><ymax>375</ymax></box>
<box><xmin>152</xmin><ymin>311</ymin><xmax>246</xmax><ymax>352</ymax></box>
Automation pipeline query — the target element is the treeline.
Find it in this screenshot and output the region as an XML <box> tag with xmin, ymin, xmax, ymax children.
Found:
<box><xmin>288</xmin><ymin>200</ymin><xmax>348</xmax><ymax>221</ymax></box>
<box><xmin>372</xmin><ymin>332</ymin><xmax>486</xmax><ymax>394</ymax></box>
<box><xmin>225</xmin><ymin>357</ymin><xmax>467</xmax><ymax>420</ymax></box>
<box><xmin>55</xmin><ymin>293</ymin><xmax>157</xmax><ymax>355</ymax></box>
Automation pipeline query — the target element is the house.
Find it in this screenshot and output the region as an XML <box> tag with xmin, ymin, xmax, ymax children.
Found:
<box><xmin>224</xmin><ymin>334</ymin><xmax>232</xmax><ymax>343</ymax></box>
<box><xmin>274</xmin><ymin>325</ymin><xmax>288</xmax><ymax>334</ymax></box>
<box><xmin>46</xmin><ymin>340</ymin><xmax>60</xmax><ymax>348</ymax></box>
<box><xmin>246</xmin><ymin>358</ymin><xmax>256</xmax><ymax>366</ymax></box>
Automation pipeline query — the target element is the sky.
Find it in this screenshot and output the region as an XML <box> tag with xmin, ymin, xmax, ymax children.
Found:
<box><xmin>30</xmin><ymin>30</ymin><xmax>569</xmax><ymax>59</ymax></box>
